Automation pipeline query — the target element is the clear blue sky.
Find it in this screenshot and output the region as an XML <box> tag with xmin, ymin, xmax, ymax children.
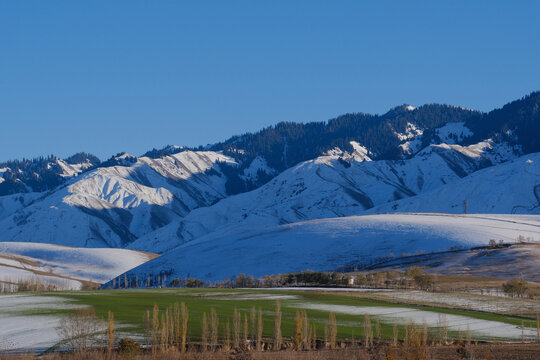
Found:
<box><xmin>1</xmin><ymin>1</ymin><xmax>539</xmax><ymax>162</ymax></box>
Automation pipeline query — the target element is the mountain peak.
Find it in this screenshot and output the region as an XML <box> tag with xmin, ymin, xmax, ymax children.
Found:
<box><xmin>384</xmin><ymin>104</ymin><xmax>417</xmax><ymax>117</ymax></box>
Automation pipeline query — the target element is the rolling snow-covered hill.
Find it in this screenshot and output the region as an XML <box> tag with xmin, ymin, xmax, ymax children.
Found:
<box><xmin>122</xmin><ymin>213</ymin><xmax>540</xmax><ymax>282</ymax></box>
<box><xmin>127</xmin><ymin>140</ymin><xmax>519</xmax><ymax>252</ymax></box>
<box><xmin>0</xmin><ymin>242</ymin><xmax>157</xmax><ymax>290</ymax></box>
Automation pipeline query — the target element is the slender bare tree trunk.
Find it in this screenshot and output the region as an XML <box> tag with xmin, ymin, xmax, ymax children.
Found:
<box><xmin>210</xmin><ymin>308</ymin><xmax>219</xmax><ymax>351</ymax></box>
<box><xmin>225</xmin><ymin>319</ymin><xmax>231</xmax><ymax>351</ymax></box>
<box><xmin>201</xmin><ymin>312</ymin><xmax>209</xmax><ymax>352</ymax></box>
<box><xmin>152</xmin><ymin>304</ymin><xmax>160</xmax><ymax>352</ymax></box>
<box><xmin>257</xmin><ymin>308</ymin><xmax>263</xmax><ymax>351</ymax></box>
<box><xmin>274</xmin><ymin>300</ymin><xmax>282</xmax><ymax>350</ymax></box>
<box><xmin>302</xmin><ymin>311</ymin><xmax>310</xmax><ymax>350</ymax></box>
<box><xmin>295</xmin><ymin>311</ymin><xmax>303</xmax><ymax>350</ymax></box>
<box><xmin>363</xmin><ymin>313</ymin><xmax>372</xmax><ymax>348</ymax></box>
<box><xmin>328</xmin><ymin>312</ymin><xmax>337</xmax><ymax>349</ymax></box>
<box><xmin>107</xmin><ymin>310</ymin><xmax>115</xmax><ymax>352</ymax></box>
<box><xmin>392</xmin><ymin>322</ymin><xmax>398</xmax><ymax>347</ymax></box>
<box><xmin>251</xmin><ymin>306</ymin><xmax>256</xmax><ymax>341</ymax></box>
<box><xmin>181</xmin><ymin>302</ymin><xmax>189</xmax><ymax>352</ymax></box>
<box><xmin>233</xmin><ymin>308</ymin><xmax>241</xmax><ymax>348</ymax></box>
<box><xmin>243</xmin><ymin>313</ymin><xmax>249</xmax><ymax>346</ymax></box>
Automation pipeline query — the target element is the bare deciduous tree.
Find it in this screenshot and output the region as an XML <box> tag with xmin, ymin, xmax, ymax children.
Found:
<box><xmin>106</xmin><ymin>310</ymin><xmax>115</xmax><ymax>352</ymax></box>
<box><xmin>328</xmin><ymin>312</ymin><xmax>337</xmax><ymax>349</ymax></box>
<box><xmin>201</xmin><ymin>312</ymin><xmax>209</xmax><ymax>352</ymax></box>
<box><xmin>233</xmin><ymin>308</ymin><xmax>241</xmax><ymax>348</ymax></box>
<box><xmin>210</xmin><ymin>308</ymin><xmax>219</xmax><ymax>351</ymax></box>
<box><xmin>257</xmin><ymin>308</ymin><xmax>263</xmax><ymax>351</ymax></box>
<box><xmin>57</xmin><ymin>308</ymin><xmax>104</xmax><ymax>352</ymax></box>
<box><xmin>274</xmin><ymin>300</ymin><xmax>282</xmax><ymax>350</ymax></box>
<box><xmin>180</xmin><ymin>302</ymin><xmax>189</xmax><ymax>352</ymax></box>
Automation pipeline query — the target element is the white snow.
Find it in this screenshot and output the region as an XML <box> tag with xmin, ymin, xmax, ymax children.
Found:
<box><xmin>0</xmin><ymin>167</ymin><xmax>8</xmax><ymax>184</ymax></box>
<box><xmin>0</xmin><ymin>192</ymin><xmax>41</xmax><ymax>221</ymax></box>
<box><xmin>56</xmin><ymin>159</ymin><xmax>94</xmax><ymax>178</ymax></box>
<box><xmin>428</xmin><ymin>140</ymin><xmax>519</xmax><ymax>164</ymax></box>
<box><xmin>400</xmin><ymin>138</ymin><xmax>423</xmax><ymax>155</ymax></box>
<box><xmin>135</xmin><ymin>146</ymin><xmax>527</xmax><ymax>253</ymax></box>
<box><xmin>395</xmin><ymin>122</ymin><xmax>423</xmax><ymax>142</ymax></box>
<box><xmin>0</xmin><ymin>150</ymin><xmax>238</xmax><ymax>248</ymax></box>
<box><xmin>435</xmin><ymin>122</ymin><xmax>473</xmax><ymax>144</ymax></box>
<box><xmin>295</xmin><ymin>303</ymin><xmax>537</xmax><ymax>340</ymax></box>
<box><xmin>348</xmin><ymin>141</ymin><xmax>372</xmax><ymax>162</ymax></box>
<box><xmin>323</xmin><ymin>141</ymin><xmax>372</xmax><ymax>163</ymax></box>
<box><xmin>242</xmin><ymin>157</ymin><xmax>276</xmax><ymax>181</ymax></box>
<box><xmin>0</xmin><ymin>295</ymin><xmax>83</xmax><ymax>353</ymax></box>
<box><xmin>0</xmin><ymin>242</ymin><xmax>156</xmax><ymax>288</ymax></box>
<box><xmin>127</xmin><ymin>213</ymin><xmax>540</xmax><ymax>281</ymax></box>
<box><xmin>370</xmin><ymin>290</ymin><xmax>540</xmax><ymax>316</ymax></box>
<box><xmin>371</xmin><ymin>153</ymin><xmax>540</xmax><ymax>214</ymax></box>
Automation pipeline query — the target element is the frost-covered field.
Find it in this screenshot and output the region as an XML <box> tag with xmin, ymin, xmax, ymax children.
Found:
<box><xmin>0</xmin><ymin>242</ymin><xmax>157</xmax><ymax>290</ymax></box>
<box><xmin>0</xmin><ymin>294</ymin><xmax>82</xmax><ymax>353</ymax></box>
<box><xmin>294</xmin><ymin>303</ymin><xmax>537</xmax><ymax>340</ymax></box>
<box><xmin>367</xmin><ymin>290</ymin><xmax>540</xmax><ymax>316</ymax></box>
<box><xmin>1</xmin><ymin>288</ymin><xmax>537</xmax><ymax>353</ymax></box>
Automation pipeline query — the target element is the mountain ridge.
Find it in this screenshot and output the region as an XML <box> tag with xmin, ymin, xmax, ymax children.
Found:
<box><xmin>0</xmin><ymin>92</ymin><xmax>539</xmax><ymax>282</ymax></box>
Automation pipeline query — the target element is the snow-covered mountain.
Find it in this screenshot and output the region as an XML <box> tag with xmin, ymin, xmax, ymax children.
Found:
<box><xmin>0</xmin><ymin>151</ymin><xmax>236</xmax><ymax>247</ymax></box>
<box><xmin>0</xmin><ymin>92</ymin><xmax>539</xmax><ymax>281</ymax></box>
<box><xmin>370</xmin><ymin>153</ymin><xmax>540</xmax><ymax>215</ymax></box>
<box><xmin>0</xmin><ymin>153</ymin><xmax>101</xmax><ymax>196</ymax></box>
<box><xmin>127</xmin><ymin>139</ymin><xmax>519</xmax><ymax>252</ymax></box>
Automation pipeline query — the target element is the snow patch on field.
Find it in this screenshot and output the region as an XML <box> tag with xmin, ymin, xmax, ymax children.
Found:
<box><xmin>295</xmin><ymin>303</ymin><xmax>537</xmax><ymax>340</ymax></box>
<box><xmin>371</xmin><ymin>290</ymin><xmax>540</xmax><ymax>315</ymax></box>
<box><xmin>0</xmin><ymin>295</ymin><xmax>82</xmax><ymax>353</ymax></box>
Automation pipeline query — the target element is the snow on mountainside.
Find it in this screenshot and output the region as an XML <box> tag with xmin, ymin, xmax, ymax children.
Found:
<box><xmin>435</xmin><ymin>122</ymin><xmax>473</xmax><ymax>144</ymax></box>
<box><xmin>0</xmin><ymin>154</ymin><xmax>101</xmax><ymax>196</ymax></box>
<box><xmin>0</xmin><ymin>242</ymin><xmax>156</xmax><ymax>290</ymax></box>
<box><xmin>127</xmin><ymin>139</ymin><xmax>518</xmax><ymax>253</ymax></box>
<box><xmin>55</xmin><ymin>158</ymin><xmax>95</xmax><ymax>178</ymax></box>
<box><xmin>123</xmin><ymin>213</ymin><xmax>540</xmax><ymax>282</ymax></box>
<box><xmin>0</xmin><ymin>151</ymin><xmax>237</xmax><ymax>248</ymax></box>
<box><xmin>0</xmin><ymin>93</ymin><xmax>537</xmax><ymax>265</ymax></box>
<box><xmin>0</xmin><ymin>167</ymin><xmax>7</xmax><ymax>184</ymax></box>
<box><xmin>369</xmin><ymin>153</ymin><xmax>540</xmax><ymax>215</ymax></box>
<box><xmin>0</xmin><ymin>193</ymin><xmax>41</xmax><ymax>221</ymax></box>
<box><xmin>324</xmin><ymin>141</ymin><xmax>372</xmax><ymax>162</ymax></box>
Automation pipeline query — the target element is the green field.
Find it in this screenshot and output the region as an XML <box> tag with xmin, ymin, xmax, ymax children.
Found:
<box><xmin>37</xmin><ymin>288</ymin><xmax>537</xmax><ymax>342</ymax></box>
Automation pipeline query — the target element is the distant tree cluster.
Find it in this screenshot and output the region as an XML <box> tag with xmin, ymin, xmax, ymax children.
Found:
<box><xmin>502</xmin><ymin>278</ymin><xmax>529</xmax><ymax>298</ymax></box>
